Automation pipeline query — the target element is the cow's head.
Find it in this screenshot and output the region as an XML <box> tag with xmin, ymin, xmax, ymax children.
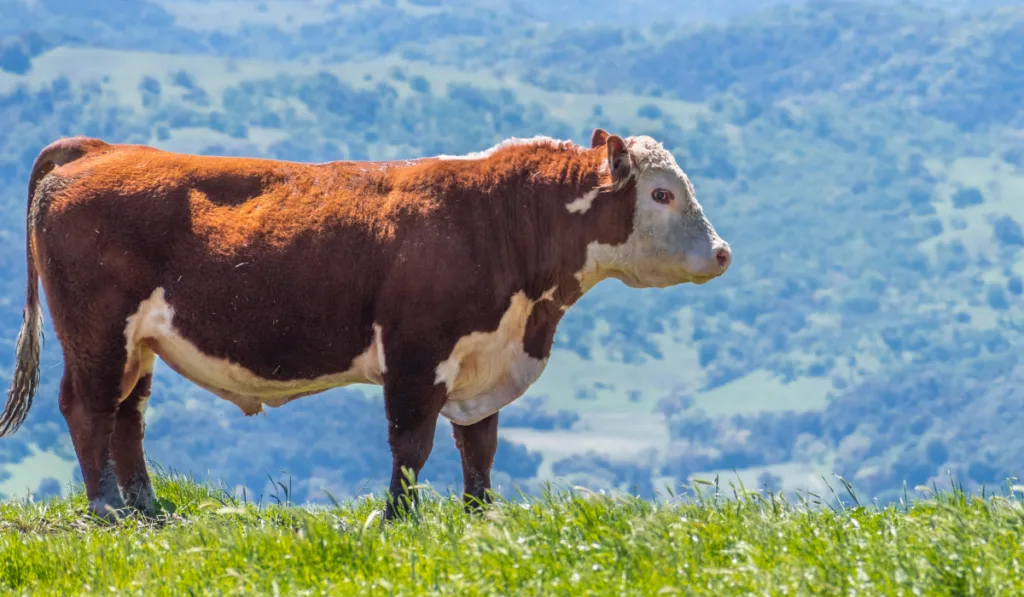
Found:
<box><xmin>585</xmin><ymin>128</ymin><xmax>732</xmax><ymax>289</ymax></box>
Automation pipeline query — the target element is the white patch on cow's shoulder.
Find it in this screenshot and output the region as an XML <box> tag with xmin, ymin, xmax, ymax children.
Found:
<box><xmin>441</xmin><ymin>356</ymin><xmax>547</xmax><ymax>427</ymax></box>
<box><xmin>122</xmin><ymin>288</ymin><xmax>385</xmax><ymax>416</ymax></box>
<box><xmin>435</xmin><ymin>136</ymin><xmax>577</xmax><ymax>161</ymax></box>
<box><xmin>565</xmin><ymin>188</ymin><xmax>600</xmax><ymax>214</ymax></box>
<box><xmin>435</xmin><ymin>287</ymin><xmax>556</xmax><ymax>426</ymax></box>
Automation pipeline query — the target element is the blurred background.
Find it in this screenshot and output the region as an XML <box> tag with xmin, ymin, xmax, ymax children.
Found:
<box><xmin>0</xmin><ymin>0</ymin><xmax>1022</xmax><ymax>506</ymax></box>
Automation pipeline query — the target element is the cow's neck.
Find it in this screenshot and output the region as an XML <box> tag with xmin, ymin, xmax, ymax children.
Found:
<box><xmin>496</xmin><ymin>146</ymin><xmax>635</xmax><ymax>311</ymax></box>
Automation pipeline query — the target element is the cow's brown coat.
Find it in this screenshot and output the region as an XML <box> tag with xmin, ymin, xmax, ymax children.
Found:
<box><xmin>0</xmin><ymin>129</ymin><xmax>729</xmax><ymax>520</ymax></box>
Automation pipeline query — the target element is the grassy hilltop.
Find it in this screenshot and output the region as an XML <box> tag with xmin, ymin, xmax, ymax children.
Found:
<box><xmin>0</xmin><ymin>0</ymin><xmax>1023</xmax><ymax>509</ymax></box>
<box><xmin>2</xmin><ymin>476</ymin><xmax>1024</xmax><ymax>595</ymax></box>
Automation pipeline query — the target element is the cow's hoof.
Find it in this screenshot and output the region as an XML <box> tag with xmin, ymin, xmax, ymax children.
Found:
<box><xmin>381</xmin><ymin>500</ymin><xmax>416</xmax><ymax>525</ymax></box>
<box><xmin>88</xmin><ymin>499</ymin><xmax>128</xmax><ymax>522</ymax></box>
<box><xmin>462</xmin><ymin>491</ymin><xmax>495</xmax><ymax>515</ymax></box>
<box><xmin>124</xmin><ymin>487</ymin><xmax>159</xmax><ymax>518</ymax></box>
<box><xmin>130</xmin><ymin>503</ymin><xmax>159</xmax><ymax>519</ymax></box>
<box><xmin>462</xmin><ymin>499</ymin><xmax>485</xmax><ymax>515</ymax></box>
<box><xmin>381</xmin><ymin>504</ymin><xmax>400</xmax><ymax>523</ymax></box>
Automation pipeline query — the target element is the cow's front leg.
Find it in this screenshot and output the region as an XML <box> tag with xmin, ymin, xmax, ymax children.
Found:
<box><xmin>382</xmin><ymin>369</ymin><xmax>448</xmax><ymax>522</ymax></box>
<box><xmin>452</xmin><ymin>412</ymin><xmax>499</xmax><ymax>512</ymax></box>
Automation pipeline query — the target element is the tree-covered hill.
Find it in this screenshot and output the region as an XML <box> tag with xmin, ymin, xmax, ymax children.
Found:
<box><xmin>0</xmin><ymin>0</ymin><xmax>1022</xmax><ymax>507</ymax></box>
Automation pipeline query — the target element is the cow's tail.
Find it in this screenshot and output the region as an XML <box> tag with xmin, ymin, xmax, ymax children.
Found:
<box><xmin>0</xmin><ymin>137</ymin><xmax>102</xmax><ymax>437</ymax></box>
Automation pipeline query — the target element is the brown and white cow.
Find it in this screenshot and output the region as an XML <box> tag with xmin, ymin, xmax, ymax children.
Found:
<box><xmin>0</xmin><ymin>129</ymin><xmax>730</xmax><ymax>520</ymax></box>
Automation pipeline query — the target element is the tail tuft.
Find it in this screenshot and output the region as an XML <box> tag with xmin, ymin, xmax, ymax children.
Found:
<box><xmin>0</xmin><ymin>302</ymin><xmax>42</xmax><ymax>437</ymax></box>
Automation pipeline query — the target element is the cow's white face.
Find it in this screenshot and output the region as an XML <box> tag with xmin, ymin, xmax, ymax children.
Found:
<box><xmin>584</xmin><ymin>131</ymin><xmax>732</xmax><ymax>289</ymax></box>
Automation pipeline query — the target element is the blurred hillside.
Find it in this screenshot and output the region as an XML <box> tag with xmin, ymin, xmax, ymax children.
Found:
<box><xmin>0</xmin><ymin>0</ymin><xmax>1022</xmax><ymax>506</ymax></box>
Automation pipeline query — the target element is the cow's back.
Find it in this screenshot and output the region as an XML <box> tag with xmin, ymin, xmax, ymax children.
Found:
<box><xmin>45</xmin><ymin>144</ymin><xmax>408</xmax><ymax>255</ymax></box>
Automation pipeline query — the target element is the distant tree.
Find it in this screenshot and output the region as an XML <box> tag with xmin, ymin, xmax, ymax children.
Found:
<box><xmin>0</xmin><ymin>40</ymin><xmax>32</xmax><ymax>75</ymax></box>
<box><xmin>494</xmin><ymin>441</ymin><xmax>543</xmax><ymax>481</ymax></box>
<box><xmin>757</xmin><ymin>471</ymin><xmax>782</xmax><ymax>494</ymax></box>
<box><xmin>36</xmin><ymin>477</ymin><xmax>62</xmax><ymax>499</ymax></box>
<box><xmin>551</xmin><ymin>451</ymin><xmax>656</xmax><ymax>499</ymax></box>
<box><xmin>501</xmin><ymin>396</ymin><xmax>580</xmax><ymax>431</ymax></box>
<box><xmin>698</xmin><ymin>343</ymin><xmax>718</xmax><ymax>367</ymax></box>
<box><xmin>951</xmin><ymin>187</ymin><xmax>984</xmax><ymax>208</ymax></box>
<box><xmin>909</xmin><ymin>415</ymin><xmax>932</xmax><ymax>435</ymax></box>
<box><xmin>875</xmin><ymin>160</ymin><xmax>899</xmax><ymax>189</ymax></box>
<box><xmin>905</xmin><ymin>154</ymin><xmax>929</xmax><ymax>178</ymax></box>
<box><xmin>992</xmin><ymin>216</ymin><xmax>1024</xmax><ymax>247</ymax></box>
<box><xmin>907</xmin><ymin>187</ymin><xmax>932</xmax><ymax>206</ymax></box>
<box><xmin>842</xmin><ymin>296</ymin><xmax>880</xmax><ymax>316</ymax></box>
<box><xmin>637</xmin><ymin>104</ymin><xmax>663</xmax><ymax>120</ymax></box>
<box><xmin>208</xmin><ymin>112</ymin><xmax>228</xmax><ymax>133</ymax></box>
<box><xmin>967</xmin><ymin>460</ymin><xmax>1002</xmax><ymax>485</ymax></box>
<box><xmin>706</xmin><ymin>154</ymin><xmax>737</xmax><ymax>180</ymax></box>
<box><xmin>654</xmin><ymin>390</ymin><xmax>695</xmax><ymax>418</ymax></box>
<box><xmin>139</xmin><ymin>76</ymin><xmax>161</xmax><ymax>97</ymax></box>
<box><xmin>170</xmin><ymin>70</ymin><xmax>196</xmax><ymax>90</ymax></box>
<box><xmin>986</xmin><ymin>284</ymin><xmax>1009</xmax><ymax>310</ymax></box>
<box><xmin>183</xmin><ymin>87</ymin><xmax>211</xmax><ymax>107</ymax></box>
<box><xmin>1002</xmin><ymin>147</ymin><xmax>1024</xmax><ymax>167</ymax></box>
<box><xmin>936</xmin><ymin>240</ymin><xmax>970</xmax><ymax>275</ymax></box>
<box><xmin>139</xmin><ymin>76</ymin><xmax>161</xmax><ymax>108</ymax></box>
<box><xmin>163</xmin><ymin>106</ymin><xmax>206</xmax><ymax>128</ymax></box>
<box><xmin>574</xmin><ymin>387</ymin><xmax>596</xmax><ymax>401</ymax></box>
<box><xmin>409</xmin><ymin>76</ymin><xmax>430</xmax><ymax>94</ymax></box>
<box><xmin>924</xmin><ymin>438</ymin><xmax>948</xmax><ymax>466</ymax></box>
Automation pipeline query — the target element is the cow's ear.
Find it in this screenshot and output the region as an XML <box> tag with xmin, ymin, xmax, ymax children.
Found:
<box><xmin>591</xmin><ymin>128</ymin><xmax>610</xmax><ymax>148</ymax></box>
<box><xmin>606</xmin><ymin>134</ymin><xmax>632</xmax><ymax>182</ymax></box>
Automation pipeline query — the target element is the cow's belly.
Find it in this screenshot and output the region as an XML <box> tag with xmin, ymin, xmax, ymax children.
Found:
<box><xmin>123</xmin><ymin>287</ymin><xmax>385</xmax><ymax>415</ymax></box>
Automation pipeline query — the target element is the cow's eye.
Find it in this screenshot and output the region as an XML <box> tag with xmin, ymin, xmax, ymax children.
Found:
<box><xmin>651</xmin><ymin>189</ymin><xmax>674</xmax><ymax>204</ymax></box>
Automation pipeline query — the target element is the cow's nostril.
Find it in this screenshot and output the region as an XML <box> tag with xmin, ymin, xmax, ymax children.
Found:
<box><xmin>715</xmin><ymin>247</ymin><xmax>731</xmax><ymax>270</ymax></box>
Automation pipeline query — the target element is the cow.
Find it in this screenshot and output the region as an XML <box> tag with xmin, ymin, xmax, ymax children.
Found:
<box><xmin>0</xmin><ymin>128</ymin><xmax>731</xmax><ymax>521</ymax></box>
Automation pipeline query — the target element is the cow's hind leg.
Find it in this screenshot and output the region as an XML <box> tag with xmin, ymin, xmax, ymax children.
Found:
<box><xmin>58</xmin><ymin>306</ymin><xmax>155</xmax><ymax>521</ymax></box>
<box><xmin>111</xmin><ymin>347</ymin><xmax>157</xmax><ymax>515</ymax></box>
<box><xmin>59</xmin><ymin>355</ymin><xmax>129</xmax><ymax>520</ymax></box>
<box><xmin>452</xmin><ymin>412</ymin><xmax>499</xmax><ymax>512</ymax></box>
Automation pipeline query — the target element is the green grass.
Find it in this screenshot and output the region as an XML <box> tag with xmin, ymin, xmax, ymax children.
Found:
<box><xmin>2</xmin><ymin>475</ymin><xmax>1024</xmax><ymax>595</ymax></box>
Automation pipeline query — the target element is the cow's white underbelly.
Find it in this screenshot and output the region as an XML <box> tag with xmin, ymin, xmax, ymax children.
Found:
<box><xmin>122</xmin><ymin>287</ymin><xmax>385</xmax><ymax>415</ymax></box>
<box><xmin>121</xmin><ymin>286</ymin><xmax>554</xmax><ymax>424</ymax></box>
